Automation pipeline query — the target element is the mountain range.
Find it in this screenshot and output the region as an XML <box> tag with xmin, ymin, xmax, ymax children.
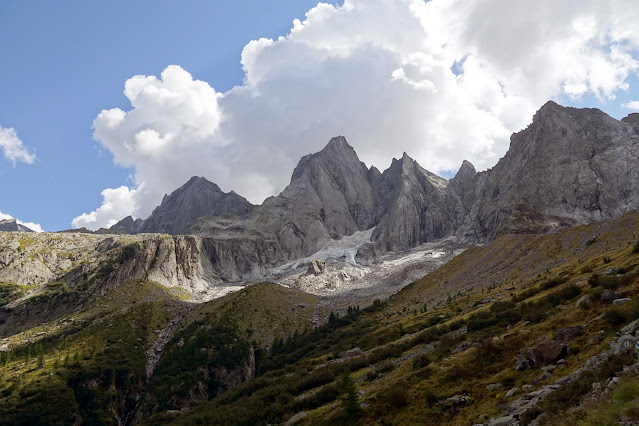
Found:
<box><xmin>109</xmin><ymin>101</ymin><xmax>639</xmax><ymax>263</ymax></box>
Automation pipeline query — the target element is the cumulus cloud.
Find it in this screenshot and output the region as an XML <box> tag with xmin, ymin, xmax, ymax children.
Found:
<box><xmin>75</xmin><ymin>0</ymin><xmax>639</xmax><ymax>229</ymax></box>
<box><xmin>622</xmin><ymin>100</ymin><xmax>639</xmax><ymax>111</ymax></box>
<box><xmin>0</xmin><ymin>210</ymin><xmax>43</xmax><ymax>233</ymax></box>
<box><xmin>0</xmin><ymin>126</ymin><xmax>36</xmax><ymax>165</ymax></box>
<box><xmin>71</xmin><ymin>186</ymin><xmax>139</xmax><ymax>230</ymax></box>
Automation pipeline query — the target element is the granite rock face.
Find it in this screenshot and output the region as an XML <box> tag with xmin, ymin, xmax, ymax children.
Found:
<box><xmin>246</xmin><ymin>136</ymin><xmax>378</xmax><ymax>259</ymax></box>
<box><xmin>138</xmin><ymin>177</ymin><xmax>255</xmax><ymax>235</ymax></box>
<box><xmin>0</xmin><ymin>219</ymin><xmax>34</xmax><ymax>233</ymax></box>
<box><xmin>460</xmin><ymin>101</ymin><xmax>639</xmax><ymax>241</ymax></box>
<box><xmin>109</xmin><ymin>216</ymin><xmax>144</xmax><ymax>235</ymax></box>
<box><xmin>371</xmin><ymin>153</ymin><xmax>463</xmax><ymax>251</ymax></box>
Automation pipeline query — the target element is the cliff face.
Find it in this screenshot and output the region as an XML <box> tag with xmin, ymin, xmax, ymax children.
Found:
<box><xmin>371</xmin><ymin>153</ymin><xmax>463</xmax><ymax>251</ymax></box>
<box><xmin>460</xmin><ymin>101</ymin><xmax>639</xmax><ymax>241</ymax></box>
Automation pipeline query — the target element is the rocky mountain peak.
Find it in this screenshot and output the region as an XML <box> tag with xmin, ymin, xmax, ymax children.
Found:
<box><xmin>322</xmin><ymin>135</ymin><xmax>352</xmax><ymax>154</ymax></box>
<box><xmin>0</xmin><ymin>219</ymin><xmax>34</xmax><ymax>233</ymax></box>
<box><xmin>453</xmin><ymin>160</ymin><xmax>476</xmax><ymax>180</ymax></box>
<box><xmin>138</xmin><ymin>176</ymin><xmax>255</xmax><ymax>235</ymax></box>
<box><xmin>622</xmin><ymin>113</ymin><xmax>639</xmax><ymax>131</ymax></box>
<box><xmin>109</xmin><ymin>215</ymin><xmax>144</xmax><ymax>235</ymax></box>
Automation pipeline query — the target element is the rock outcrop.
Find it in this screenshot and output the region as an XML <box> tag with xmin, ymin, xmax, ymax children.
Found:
<box><xmin>109</xmin><ymin>216</ymin><xmax>144</xmax><ymax>234</ymax></box>
<box><xmin>0</xmin><ymin>219</ymin><xmax>34</xmax><ymax>233</ymax></box>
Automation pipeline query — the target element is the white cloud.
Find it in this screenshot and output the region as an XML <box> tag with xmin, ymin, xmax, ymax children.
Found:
<box><xmin>75</xmin><ymin>0</ymin><xmax>639</xmax><ymax>230</ymax></box>
<box><xmin>0</xmin><ymin>126</ymin><xmax>36</xmax><ymax>165</ymax></box>
<box><xmin>0</xmin><ymin>210</ymin><xmax>43</xmax><ymax>233</ymax></box>
<box><xmin>71</xmin><ymin>186</ymin><xmax>138</xmax><ymax>230</ymax></box>
<box><xmin>622</xmin><ymin>100</ymin><xmax>639</xmax><ymax>111</ymax></box>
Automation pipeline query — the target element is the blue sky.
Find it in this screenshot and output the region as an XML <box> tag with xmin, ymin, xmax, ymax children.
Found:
<box><xmin>1</xmin><ymin>0</ymin><xmax>638</xmax><ymax>232</ymax></box>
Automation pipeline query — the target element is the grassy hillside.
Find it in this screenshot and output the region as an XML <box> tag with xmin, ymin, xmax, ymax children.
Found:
<box><xmin>0</xmin><ymin>279</ymin><xmax>326</xmax><ymax>424</ymax></box>
<box><xmin>1</xmin><ymin>212</ymin><xmax>639</xmax><ymax>425</ymax></box>
<box><xmin>147</xmin><ymin>211</ymin><xmax>639</xmax><ymax>425</ymax></box>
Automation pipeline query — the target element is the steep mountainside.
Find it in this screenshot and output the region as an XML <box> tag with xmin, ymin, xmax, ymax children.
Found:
<box><xmin>138</xmin><ymin>176</ymin><xmax>255</xmax><ymax>235</ymax></box>
<box><xmin>371</xmin><ymin>153</ymin><xmax>463</xmax><ymax>251</ymax></box>
<box><xmin>461</xmin><ymin>101</ymin><xmax>639</xmax><ymax>241</ymax></box>
<box><xmin>149</xmin><ymin>212</ymin><xmax>639</xmax><ymax>424</ymax></box>
<box><xmin>2</xmin><ymin>211</ymin><xmax>639</xmax><ymax>425</ymax></box>
<box><xmin>245</xmin><ymin>136</ymin><xmax>378</xmax><ymax>259</ymax></box>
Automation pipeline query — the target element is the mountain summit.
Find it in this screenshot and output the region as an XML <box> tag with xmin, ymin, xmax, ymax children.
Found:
<box><xmin>138</xmin><ymin>176</ymin><xmax>255</xmax><ymax>235</ymax></box>
<box><xmin>0</xmin><ymin>219</ymin><xmax>34</xmax><ymax>233</ymax></box>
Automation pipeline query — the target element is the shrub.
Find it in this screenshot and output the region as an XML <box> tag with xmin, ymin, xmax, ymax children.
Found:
<box><xmin>581</xmin><ymin>265</ymin><xmax>593</xmax><ymax>274</ymax></box>
<box><xmin>633</xmin><ymin>242</ymin><xmax>639</xmax><ymax>254</ymax></box>
<box><xmin>604</xmin><ymin>307</ymin><xmax>628</xmax><ymax>327</ymax></box>
<box><xmin>412</xmin><ymin>353</ymin><xmax>431</xmax><ymax>370</ymax></box>
<box><xmin>386</xmin><ymin>382</ymin><xmax>409</xmax><ymax>409</ymax></box>
<box><xmin>541</xmin><ymin>277</ymin><xmax>568</xmax><ymax>290</ymax></box>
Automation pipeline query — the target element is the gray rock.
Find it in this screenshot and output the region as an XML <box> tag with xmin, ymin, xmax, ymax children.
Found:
<box><xmin>621</xmin><ymin>319</ymin><xmax>639</xmax><ymax>335</ymax></box>
<box><xmin>338</xmin><ymin>347</ymin><xmax>363</xmax><ymax>359</ymax></box>
<box><xmin>285</xmin><ymin>411</ymin><xmax>307</xmax><ymax>425</ymax></box>
<box><xmin>458</xmin><ymin>101</ymin><xmax>639</xmax><ymax>242</ymax></box>
<box><xmin>139</xmin><ymin>176</ymin><xmax>255</xmax><ymax>235</ymax></box>
<box><xmin>601</xmin><ymin>289</ymin><xmax>621</xmax><ymax>304</ymax></box>
<box><xmin>613</xmin><ymin>298</ymin><xmax>632</xmax><ymax>305</ymax></box>
<box><xmin>0</xmin><ymin>219</ymin><xmax>34</xmax><ymax>233</ymax></box>
<box><xmin>505</xmin><ymin>388</ymin><xmax>518</xmax><ymax>397</ymax></box>
<box><xmin>516</xmin><ymin>347</ymin><xmax>539</xmax><ymax>371</ymax></box>
<box><xmin>108</xmin><ymin>216</ymin><xmax>144</xmax><ymax>234</ymax></box>
<box><xmin>486</xmin><ymin>383</ymin><xmax>502</xmax><ymax>391</ymax></box>
<box><xmin>613</xmin><ymin>335</ymin><xmax>637</xmax><ymax>355</ymax></box>
<box><xmin>307</xmin><ymin>259</ymin><xmax>327</xmax><ymax>276</ymax></box>
<box><xmin>555</xmin><ymin>326</ymin><xmax>583</xmax><ymax>344</ymax></box>
<box><xmin>576</xmin><ymin>294</ymin><xmax>593</xmax><ymax>308</ymax></box>
<box><xmin>439</xmin><ymin>395</ymin><xmax>470</xmax><ymax>417</ymax></box>
<box><xmin>371</xmin><ymin>152</ymin><xmax>463</xmax><ymax>251</ymax></box>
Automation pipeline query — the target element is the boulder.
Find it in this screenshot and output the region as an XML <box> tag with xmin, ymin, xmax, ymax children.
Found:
<box><xmin>505</xmin><ymin>388</ymin><xmax>518</xmax><ymax>398</ymax></box>
<box><xmin>613</xmin><ymin>335</ymin><xmax>637</xmax><ymax>355</ymax></box>
<box><xmin>532</xmin><ymin>337</ymin><xmax>567</xmax><ymax>364</ymax></box>
<box><xmin>285</xmin><ymin>411</ymin><xmax>307</xmax><ymax>425</ymax></box>
<box><xmin>613</xmin><ymin>298</ymin><xmax>632</xmax><ymax>305</ymax></box>
<box><xmin>621</xmin><ymin>319</ymin><xmax>639</xmax><ymax>335</ymax></box>
<box><xmin>307</xmin><ymin>259</ymin><xmax>327</xmax><ymax>276</ymax></box>
<box><xmin>515</xmin><ymin>347</ymin><xmax>539</xmax><ymax>371</ymax></box>
<box><xmin>555</xmin><ymin>326</ymin><xmax>582</xmax><ymax>344</ymax></box>
<box><xmin>338</xmin><ymin>347</ymin><xmax>363</xmax><ymax>359</ymax></box>
<box><xmin>601</xmin><ymin>289</ymin><xmax>621</xmax><ymax>304</ymax></box>
<box><xmin>439</xmin><ymin>395</ymin><xmax>470</xmax><ymax>417</ymax></box>
<box><xmin>575</xmin><ymin>294</ymin><xmax>592</xmax><ymax>308</ymax></box>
